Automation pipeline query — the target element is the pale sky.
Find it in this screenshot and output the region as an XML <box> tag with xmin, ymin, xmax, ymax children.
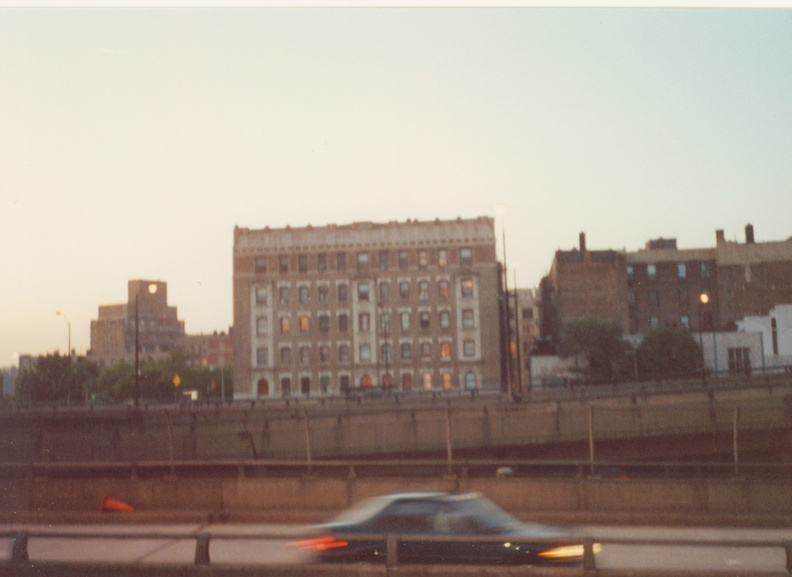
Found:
<box><xmin>2</xmin><ymin>7</ymin><xmax>791</xmax><ymax>367</ymax></box>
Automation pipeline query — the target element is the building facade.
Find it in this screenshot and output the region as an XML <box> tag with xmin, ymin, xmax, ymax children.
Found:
<box><xmin>232</xmin><ymin>217</ymin><xmax>502</xmax><ymax>400</ymax></box>
<box><xmin>89</xmin><ymin>280</ymin><xmax>185</xmax><ymax>366</ymax></box>
<box><xmin>177</xmin><ymin>331</ymin><xmax>233</xmax><ymax>368</ymax></box>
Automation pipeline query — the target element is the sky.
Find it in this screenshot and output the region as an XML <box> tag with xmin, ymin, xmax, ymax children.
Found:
<box><xmin>2</xmin><ymin>7</ymin><xmax>791</xmax><ymax>367</ymax></box>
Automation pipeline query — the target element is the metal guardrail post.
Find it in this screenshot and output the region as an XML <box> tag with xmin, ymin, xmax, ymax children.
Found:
<box><xmin>386</xmin><ymin>534</ymin><xmax>398</xmax><ymax>567</ymax></box>
<box><xmin>583</xmin><ymin>537</ymin><xmax>597</xmax><ymax>575</ymax></box>
<box><xmin>11</xmin><ymin>531</ymin><xmax>29</xmax><ymax>563</ymax></box>
<box><xmin>195</xmin><ymin>533</ymin><xmax>211</xmax><ymax>565</ymax></box>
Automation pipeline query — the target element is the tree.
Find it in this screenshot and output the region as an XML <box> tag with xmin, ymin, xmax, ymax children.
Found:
<box><xmin>559</xmin><ymin>320</ymin><xmax>630</xmax><ymax>383</ymax></box>
<box><xmin>637</xmin><ymin>326</ymin><xmax>702</xmax><ymax>381</ymax></box>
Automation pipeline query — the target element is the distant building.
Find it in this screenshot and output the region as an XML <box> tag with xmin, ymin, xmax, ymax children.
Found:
<box><xmin>177</xmin><ymin>330</ymin><xmax>233</xmax><ymax>368</ymax></box>
<box><xmin>89</xmin><ymin>280</ymin><xmax>185</xmax><ymax>367</ymax></box>
<box><xmin>232</xmin><ymin>217</ymin><xmax>503</xmax><ymax>400</ymax></box>
<box><xmin>506</xmin><ymin>287</ymin><xmax>539</xmax><ymax>391</ymax></box>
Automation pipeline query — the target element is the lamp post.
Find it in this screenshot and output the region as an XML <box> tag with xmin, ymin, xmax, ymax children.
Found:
<box><xmin>698</xmin><ymin>293</ymin><xmax>709</xmax><ymax>380</ymax></box>
<box><xmin>56</xmin><ymin>311</ymin><xmax>72</xmax><ymax>404</ymax></box>
<box><xmin>135</xmin><ymin>282</ymin><xmax>158</xmax><ymax>409</ymax></box>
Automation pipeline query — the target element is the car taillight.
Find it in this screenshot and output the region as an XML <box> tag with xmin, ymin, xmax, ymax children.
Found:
<box><xmin>538</xmin><ymin>543</ymin><xmax>601</xmax><ymax>559</ymax></box>
<box><xmin>288</xmin><ymin>536</ymin><xmax>349</xmax><ymax>551</ymax></box>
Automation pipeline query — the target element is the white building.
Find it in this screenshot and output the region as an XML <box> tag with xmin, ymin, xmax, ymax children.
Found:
<box><xmin>737</xmin><ymin>304</ymin><xmax>792</xmax><ymax>372</ymax></box>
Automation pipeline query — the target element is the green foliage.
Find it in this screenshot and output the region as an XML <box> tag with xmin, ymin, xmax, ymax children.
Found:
<box><xmin>559</xmin><ymin>319</ymin><xmax>630</xmax><ymax>383</ymax></box>
<box><xmin>14</xmin><ymin>351</ymin><xmax>233</xmax><ymax>405</ymax></box>
<box><xmin>637</xmin><ymin>326</ymin><xmax>702</xmax><ymax>380</ymax></box>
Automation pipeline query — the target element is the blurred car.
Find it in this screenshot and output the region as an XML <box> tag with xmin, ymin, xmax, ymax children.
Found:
<box><xmin>290</xmin><ymin>491</ymin><xmax>595</xmax><ymax>566</ymax></box>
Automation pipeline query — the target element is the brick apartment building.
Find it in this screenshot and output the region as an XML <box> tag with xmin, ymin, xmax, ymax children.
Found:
<box><xmin>541</xmin><ymin>225</ymin><xmax>792</xmax><ymax>346</ymax></box>
<box><xmin>232</xmin><ymin>217</ymin><xmax>503</xmax><ymax>400</ymax></box>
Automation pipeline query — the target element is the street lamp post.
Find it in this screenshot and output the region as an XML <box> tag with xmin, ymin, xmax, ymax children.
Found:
<box><xmin>135</xmin><ymin>283</ymin><xmax>158</xmax><ymax>409</ymax></box>
<box><xmin>698</xmin><ymin>293</ymin><xmax>709</xmax><ymax>380</ymax></box>
<box><xmin>56</xmin><ymin>311</ymin><xmax>72</xmax><ymax>404</ymax></box>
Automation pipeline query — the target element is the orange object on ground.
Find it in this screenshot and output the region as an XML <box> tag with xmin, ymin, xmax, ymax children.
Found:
<box><xmin>100</xmin><ymin>495</ymin><xmax>135</xmax><ymax>513</ymax></box>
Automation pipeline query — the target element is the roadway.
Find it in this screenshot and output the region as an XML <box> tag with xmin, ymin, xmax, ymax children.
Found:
<box><xmin>2</xmin><ymin>522</ymin><xmax>791</xmax><ymax>574</ymax></box>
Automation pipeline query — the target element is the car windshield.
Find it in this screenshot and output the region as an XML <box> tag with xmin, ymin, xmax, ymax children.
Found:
<box><xmin>451</xmin><ymin>497</ymin><xmax>522</xmax><ymax>531</ymax></box>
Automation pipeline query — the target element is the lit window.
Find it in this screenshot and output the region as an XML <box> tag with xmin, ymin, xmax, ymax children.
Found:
<box><xmin>255</xmin><ymin>287</ymin><xmax>268</xmax><ymax>304</ymax></box>
<box><xmin>280</xmin><ymin>317</ymin><xmax>290</xmax><ymax>334</ymax></box>
<box><xmin>440</xmin><ymin>341</ymin><xmax>451</xmax><ymax>359</ymax></box>
<box><xmin>419</xmin><ymin>281</ymin><xmax>429</xmax><ymax>300</ymax></box>
<box><xmin>442</xmin><ymin>372</ymin><xmax>452</xmax><ymax>390</ymax></box>
<box><xmin>461</xmin><ymin>278</ymin><xmax>474</xmax><ymax>298</ymax></box>
<box><xmin>300</xmin><ymin>316</ymin><xmax>310</xmax><ymax>333</ymax></box>
<box><xmin>422</xmin><ymin>372</ymin><xmax>432</xmax><ymax>390</ymax></box>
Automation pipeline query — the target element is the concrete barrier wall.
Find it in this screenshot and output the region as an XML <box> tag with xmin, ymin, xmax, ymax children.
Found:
<box><xmin>3</xmin><ymin>475</ymin><xmax>792</xmax><ymax>520</ymax></box>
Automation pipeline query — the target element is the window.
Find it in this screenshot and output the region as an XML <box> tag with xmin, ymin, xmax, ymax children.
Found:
<box><xmin>339</xmin><ymin>375</ymin><xmax>350</xmax><ymax>393</ymax></box>
<box><xmin>279</xmin><ymin>286</ymin><xmax>289</xmax><ymax>304</ymax></box>
<box><xmin>463</xmin><ymin>340</ymin><xmax>475</xmax><ymax>357</ymax></box>
<box><xmin>298</xmin><ymin>255</ymin><xmax>308</xmax><ymax>272</ymax></box>
<box><xmin>462</xmin><ymin>309</ymin><xmax>475</xmax><ymax>328</ymax></box>
<box><xmin>460</xmin><ymin>247</ymin><xmax>472</xmax><ymax>266</ymax></box>
<box><xmin>438</xmin><ymin>249</ymin><xmax>447</xmax><ymax>268</ymax></box>
<box><xmin>381</xmin><ymin>343</ymin><xmax>391</xmax><ymax>363</ymax></box>
<box><xmin>438</xmin><ymin>280</ymin><xmax>449</xmax><ymax>299</ymax></box>
<box><xmin>280</xmin><ymin>317</ymin><xmax>290</xmax><ymax>334</ymax></box>
<box><xmin>337</xmin><ymin>284</ymin><xmax>348</xmax><ymax>302</ymax></box>
<box><xmin>319</xmin><ymin>315</ymin><xmax>330</xmax><ymax>333</ymax></box>
<box><xmin>440</xmin><ymin>341</ymin><xmax>451</xmax><ymax>359</ymax></box>
<box><xmin>439</xmin><ymin>310</ymin><xmax>450</xmax><ymax>329</ymax></box>
<box><xmin>299</xmin><ymin>285</ymin><xmax>309</xmax><ymax>303</ymax></box>
<box><xmin>402</xmin><ymin>373</ymin><xmax>413</xmax><ymax>390</ymax></box>
<box><xmin>299</xmin><ymin>315</ymin><xmax>309</xmax><ymax>333</ymax></box>
<box><xmin>300</xmin><ymin>346</ymin><xmax>310</xmax><ymax>365</ymax></box>
<box><xmin>379</xmin><ymin>282</ymin><xmax>389</xmax><ymax>302</ymax></box>
<box><xmin>359</xmin><ymin>343</ymin><xmax>371</xmax><ymax>362</ymax></box>
<box><xmin>678</xmin><ymin>263</ymin><xmax>687</xmax><ymax>279</ymax></box>
<box><xmin>358</xmin><ymin>282</ymin><xmax>370</xmax><ymax>301</ymax></box>
<box><xmin>360</xmin><ymin>374</ymin><xmax>372</xmax><ymax>388</ymax></box>
<box><xmin>650</xmin><ymin>316</ymin><xmax>660</xmax><ymax>329</ymax></box>
<box><xmin>400</xmin><ymin>312</ymin><xmax>410</xmax><ymax>330</ymax></box>
<box><xmin>648</xmin><ymin>291</ymin><xmax>659</xmax><ymax>307</ymax></box>
<box><xmin>279</xmin><ymin>255</ymin><xmax>289</xmax><ymax>273</ymax></box>
<box><xmin>318</xmin><ymin>253</ymin><xmax>327</xmax><ymax>272</ymax></box>
<box><xmin>338</xmin><ymin>314</ymin><xmax>348</xmax><ymax>332</ymax></box>
<box><xmin>647</xmin><ymin>264</ymin><xmax>657</xmax><ymax>281</ymax></box>
<box><xmin>701</xmin><ymin>262</ymin><xmax>710</xmax><ymax>279</ymax></box>
<box><xmin>422</xmin><ymin>372</ymin><xmax>433</xmax><ymax>391</ymax></box>
<box><xmin>442</xmin><ymin>372</ymin><xmax>452</xmax><ymax>390</ymax></box>
<box><xmin>320</xmin><ymin>376</ymin><xmax>330</xmax><ymax>393</ymax></box>
<box><xmin>626</xmin><ymin>265</ymin><xmax>633</xmax><ymax>279</ymax></box>
<box><xmin>522</xmin><ymin>308</ymin><xmax>533</xmax><ymax>320</ymax></box>
<box><xmin>419</xmin><ymin>311</ymin><xmax>430</xmax><ymax>329</ymax></box>
<box><xmin>464</xmin><ymin>372</ymin><xmax>477</xmax><ymax>390</ymax></box>
<box><xmin>339</xmin><ymin>344</ymin><xmax>350</xmax><ymax>363</ymax></box>
<box><xmin>379</xmin><ymin>251</ymin><xmax>389</xmax><ymax>270</ymax></box>
<box><xmin>255</xmin><ymin>287</ymin><xmax>268</xmax><ymax>304</ymax></box>
<box><xmin>320</xmin><ymin>346</ymin><xmax>330</xmax><ymax>363</ymax></box>
<box><xmin>419</xmin><ymin>281</ymin><xmax>429</xmax><ymax>300</ymax></box>
<box><xmin>418</xmin><ymin>250</ymin><xmax>428</xmax><ymax>268</ymax></box>
<box><xmin>399</xmin><ymin>282</ymin><xmax>409</xmax><ymax>300</ymax></box>
<box><xmin>728</xmin><ymin>348</ymin><xmax>751</xmax><ymax>374</ymax></box>
<box><xmin>359</xmin><ymin>313</ymin><xmax>371</xmax><ymax>331</ymax></box>
<box><xmin>357</xmin><ymin>252</ymin><xmax>369</xmax><ymax>270</ymax></box>
<box><xmin>256</xmin><ymin>347</ymin><xmax>268</xmax><ymax>366</ymax></box>
<box><xmin>255</xmin><ymin>256</ymin><xmax>267</xmax><ymax>273</ymax></box>
<box><xmin>319</xmin><ymin>285</ymin><xmax>328</xmax><ymax>303</ymax></box>
<box><xmin>420</xmin><ymin>342</ymin><xmax>431</xmax><ymax>360</ymax></box>
<box><xmin>401</xmin><ymin>342</ymin><xmax>412</xmax><ymax>360</ymax></box>
<box><xmin>336</xmin><ymin>252</ymin><xmax>346</xmax><ymax>272</ymax></box>
<box><xmin>279</xmin><ymin>347</ymin><xmax>291</xmax><ymax>364</ymax></box>
<box><xmin>399</xmin><ymin>250</ymin><xmax>408</xmax><ymax>269</ymax></box>
<box><xmin>301</xmin><ymin>377</ymin><xmax>310</xmax><ymax>396</ymax></box>
<box><xmin>628</xmin><ymin>290</ymin><xmax>635</xmax><ymax>307</ymax></box>
<box><xmin>256</xmin><ymin>316</ymin><xmax>269</xmax><ymax>336</ymax></box>
<box><xmin>680</xmin><ymin>315</ymin><xmax>690</xmax><ymax>328</ymax></box>
<box><xmin>281</xmin><ymin>377</ymin><xmax>291</xmax><ymax>396</ymax></box>
<box><xmin>461</xmin><ymin>278</ymin><xmax>474</xmax><ymax>298</ymax></box>
<box><xmin>380</xmin><ymin>313</ymin><xmax>391</xmax><ymax>332</ymax></box>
